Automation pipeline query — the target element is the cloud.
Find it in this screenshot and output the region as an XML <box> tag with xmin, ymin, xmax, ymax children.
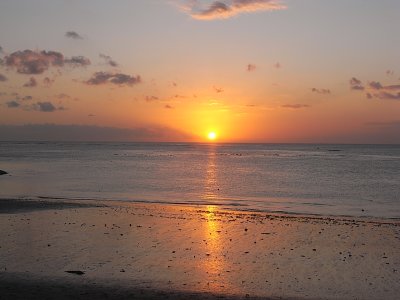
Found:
<box><xmin>22</xmin><ymin>95</ymin><xmax>33</xmax><ymax>101</ymax></box>
<box><xmin>0</xmin><ymin>46</ymin><xmax>3</xmax><ymax>53</ymax></box>
<box><xmin>368</xmin><ymin>81</ymin><xmax>383</xmax><ymax>90</ymax></box>
<box><xmin>65</xmin><ymin>31</ymin><xmax>83</xmax><ymax>40</ymax></box>
<box><xmin>273</xmin><ymin>62</ymin><xmax>281</xmax><ymax>69</ymax></box>
<box><xmin>86</xmin><ymin>71</ymin><xmax>141</xmax><ymax>86</ymax></box>
<box><xmin>4</xmin><ymin>49</ymin><xmax>89</xmax><ymax>74</ymax></box>
<box><xmin>64</xmin><ymin>56</ymin><xmax>91</xmax><ymax>67</ymax></box>
<box><xmin>43</xmin><ymin>77</ymin><xmax>54</xmax><ymax>86</ymax></box>
<box><xmin>36</xmin><ymin>102</ymin><xmax>55</xmax><ymax>112</ymax></box>
<box><xmin>311</xmin><ymin>88</ymin><xmax>331</xmax><ymax>95</ymax></box>
<box><xmin>281</xmin><ymin>104</ymin><xmax>310</xmax><ymax>109</ymax></box>
<box><xmin>374</xmin><ymin>91</ymin><xmax>400</xmax><ymax>100</ymax></box>
<box><xmin>6</xmin><ymin>100</ymin><xmax>20</xmax><ymax>108</ymax></box>
<box><xmin>99</xmin><ymin>54</ymin><xmax>118</xmax><ymax>67</ymax></box>
<box><xmin>214</xmin><ymin>86</ymin><xmax>223</xmax><ymax>93</ymax></box>
<box><xmin>165</xmin><ymin>104</ymin><xmax>174</xmax><ymax>109</ymax></box>
<box><xmin>56</xmin><ymin>93</ymin><xmax>71</xmax><ymax>100</ymax></box>
<box><xmin>247</xmin><ymin>64</ymin><xmax>256</xmax><ymax>72</ymax></box>
<box><xmin>0</xmin><ymin>124</ymin><xmax>195</xmax><ymax>142</ymax></box>
<box><xmin>386</xmin><ymin>70</ymin><xmax>394</xmax><ymax>76</ymax></box>
<box><xmin>23</xmin><ymin>77</ymin><xmax>37</xmax><ymax>88</ymax></box>
<box><xmin>353</xmin><ymin>77</ymin><xmax>400</xmax><ymax>100</ymax></box>
<box><xmin>145</xmin><ymin>95</ymin><xmax>159</xmax><ymax>102</ymax></box>
<box><xmin>180</xmin><ymin>0</ymin><xmax>286</xmax><ymax>20</ymax></box>
<box><xmin>349</xmin><ymin>77</ymin><xmax>364</xmax><ymax>90</ymax></box>
<box><xmin>0</xmin><ymin>73</ymin><xmax>7</xmax><ymax>82</ymax></box>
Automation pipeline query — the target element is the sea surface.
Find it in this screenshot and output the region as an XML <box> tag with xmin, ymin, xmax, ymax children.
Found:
<box><xmin>0</xmin><ymin>142</ymin><xmax>399</xmax><ymax>219</ymax></box>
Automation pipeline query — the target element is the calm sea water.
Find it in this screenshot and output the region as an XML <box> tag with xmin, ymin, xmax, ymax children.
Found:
<box><xmin>0</xmin><ymin>142</ymin><xmax>399</xmax><ymax>219</ymax></box>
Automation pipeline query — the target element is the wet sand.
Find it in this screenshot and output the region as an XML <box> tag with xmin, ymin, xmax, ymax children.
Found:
<box><xmin>0</xmin><ymin>199</ymin><xmax>399</xmax><ymax>299</ymax></box>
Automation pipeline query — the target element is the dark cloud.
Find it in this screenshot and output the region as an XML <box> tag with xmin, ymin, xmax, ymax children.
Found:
<box><xmin>281</xmin><ymin>104</ymin><xmax>310</xmax><ymax>109</ymax></box>
<box><xmin>165</xmin><ymin>104</ymin><xmax>174</xmax><ymax>109</ymax></box>
<box><xmin>354</xmin><ymin>77</ymin><xmax>400</xmax><ymax>100</ymax></box>
<box><xmin>99</xmin><ymin>54</ymin><xmax>118</xmax><ymax>67</ymax></box>
<box><xmin>0</xmin><ymin>124</ymin><xmax>195</xmax><ymax>142</ymax></box>
<box><xmin>183</xmin><ymin>0</ymin><xmax>286</xmax><ymax>20</ymax></box>
<box><xmin>23</xmin><ymin>77</ymin><xmax>37</xmax><ymax>88</ymax></box>
<box><xmin>86</xmin><ymin>72</ymin><xmax>141</xmax><ymax>86</ymax></box>
<box><xmin>349</xmin><ymin>77</ymin><xmax>364</xmax><ymax>90</ymax></box>
<box><xmin>6</xmin><ymin>100</ymin><xmax>20</xmax><ymax>108</ymax></box>
<box><xmin>368</xmin><ymin>81</ymin><xmax>383</xmax><ymax>90</ymax></box>
<box><xmin>311</xmin><ymin>88</ymin><xmax>331</xmax><ymax>95</ymax></box>
<box><xmin>64</xmin><ymin>56</ymin><xmax>91</xmax><ymax>67</ymax></box>
<box><xmin>65</xmin><ymin>31</ymin><xmax>83</xmax><ymax>40</ymax></box>
<box><xmin>247</xmin><ymin>64</ymin><xmax>256</xmax><ymax>72</ymax></box>
<box><xmin>4</xmin><ymin>49</ymin><xmax>89</xmax><ymax>74</ymax></box>
<box><xmin>5</xmin><ymin>50</ymin><xmax>63</xmax><ymax>74</ymax></box>
<box><xmin>32</xmin><ymin>101</ymin><xmax>60</xmax><ymax>112</ymax></box>
<box><xmin>0</xmin><ymin>73</ymin><xmax>7</xmax><ymax>82</ymax></box>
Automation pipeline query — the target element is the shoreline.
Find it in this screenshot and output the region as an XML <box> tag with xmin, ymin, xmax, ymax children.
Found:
<box><xmin>1</xmin><ymin>198</ymin><xmax>399</xmax><ymax>299</ymax></box>
<box><xmin>0</xmin><ymin>196</ymin><xmax>400</xmax><ymax>225</ymax></box>
<box><xmin>1</xmin><ymin>197</ymin><xmax>399</xmax><ymax>225</ymax></box>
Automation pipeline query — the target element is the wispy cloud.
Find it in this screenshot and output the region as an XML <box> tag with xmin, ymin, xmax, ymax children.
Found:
<box><xmin>214</xmin><ymin>86</ymin><xmax>224</xmax><ymax>93</ymax></box>
<box><xmin>281</xmin><ymin>104</ymin><xmax>310</xmax><ymax>109</ymax></box>
<box><xmin>273</xmin><ymin>62</ymin><xmax>281</xmax><ymax>69</ymax></box>
<box><xmin>247</xmin><ymin>63</ymin><xmax>256</xmax><ymax>72</ymax></box>
<box><xmin>178</xmin><ymin>0</ymin><xmax>286</xmax><ymax>20</ymax></box>
<box><xmin>65</xmin><ymin>31</ymin><xmax>84</xmax><ymax>40</ymax></box>
<box><xmin>85</xmin><ymin>72</ymin><xmax>141</xmax><ymax>86</ymax></box>
<box><xmin>99</xmin><ymin>54</ymin><xmax>118</xmax><ymax>67</ymax></box>
<box><xmin>311</xmin><ymin>88</ymin><xmax>331</xmax><ymax>95</ymax></box>
<box><xmin>145</xmin><ymin>95</ymin><xmax>159</xmax><ymax>102</ymax></box>
<box><xmin>4</xmin><ymin>49</ymin><xmax>90</xmax><ymax>74</ymax></box>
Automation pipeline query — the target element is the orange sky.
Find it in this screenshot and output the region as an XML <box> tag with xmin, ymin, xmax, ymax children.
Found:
<box><xmin>0</xmin><ymin>0</ymin><xmax>399</xmax><ymax>143</ymax></box>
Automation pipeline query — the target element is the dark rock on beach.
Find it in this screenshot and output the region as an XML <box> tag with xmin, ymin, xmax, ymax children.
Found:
<box><xmin>0</xmin><ymin>170</ymin><xmax>8</xmax><ymax>175</ymax></box>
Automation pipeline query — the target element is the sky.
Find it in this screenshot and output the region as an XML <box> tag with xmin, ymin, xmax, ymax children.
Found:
<box><xmin>0</xmin><ymin>0</ymin><xmax>400</xmax><ymax>143</ymax></box>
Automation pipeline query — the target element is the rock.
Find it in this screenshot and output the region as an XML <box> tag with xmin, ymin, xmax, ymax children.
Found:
<box><xmin>65</xmin><ymin>270</ymin><xmax>85</xmax><ymax>275</ymax></box>
<box><xmin>0</xmin><ymin>170</ymin><xmax>8</xmax><ymax>175</ymax></box>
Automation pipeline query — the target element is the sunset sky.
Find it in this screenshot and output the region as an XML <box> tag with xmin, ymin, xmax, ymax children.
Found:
<box><xmin>0</xmin><ymin>0</ymin><xmax>399</xmax><ymax>143</ymax></box>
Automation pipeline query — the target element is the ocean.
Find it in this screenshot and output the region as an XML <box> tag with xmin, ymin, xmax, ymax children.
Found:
<box><xmin>0</xmin><ymin>142</ymin><xmax>399</xmax><ymax>219</ymax></box>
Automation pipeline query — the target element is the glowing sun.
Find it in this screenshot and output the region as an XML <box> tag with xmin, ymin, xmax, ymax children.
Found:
<box><xmin>207</xmin><ymin>132</ymin><xmax>217</xmax><ymax>141</ymax></box>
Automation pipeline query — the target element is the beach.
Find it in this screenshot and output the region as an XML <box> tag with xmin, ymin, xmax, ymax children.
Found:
<box><xmin>0</xmin><ymin>199</ymin><xmax>399</xmax><ymax>300</ymax></box>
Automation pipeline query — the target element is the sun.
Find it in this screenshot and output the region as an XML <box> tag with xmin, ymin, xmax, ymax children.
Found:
<box><xmin>207</xmin><ymin>132</ymin><xmax>217</xmax><ymax>141</ymax></box>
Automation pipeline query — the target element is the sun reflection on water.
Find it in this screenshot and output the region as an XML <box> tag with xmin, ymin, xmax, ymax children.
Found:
<box><xmin>201</xmin><ymin>146</ymin><xmax>230</xmax><ymax>292</ymax></box>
